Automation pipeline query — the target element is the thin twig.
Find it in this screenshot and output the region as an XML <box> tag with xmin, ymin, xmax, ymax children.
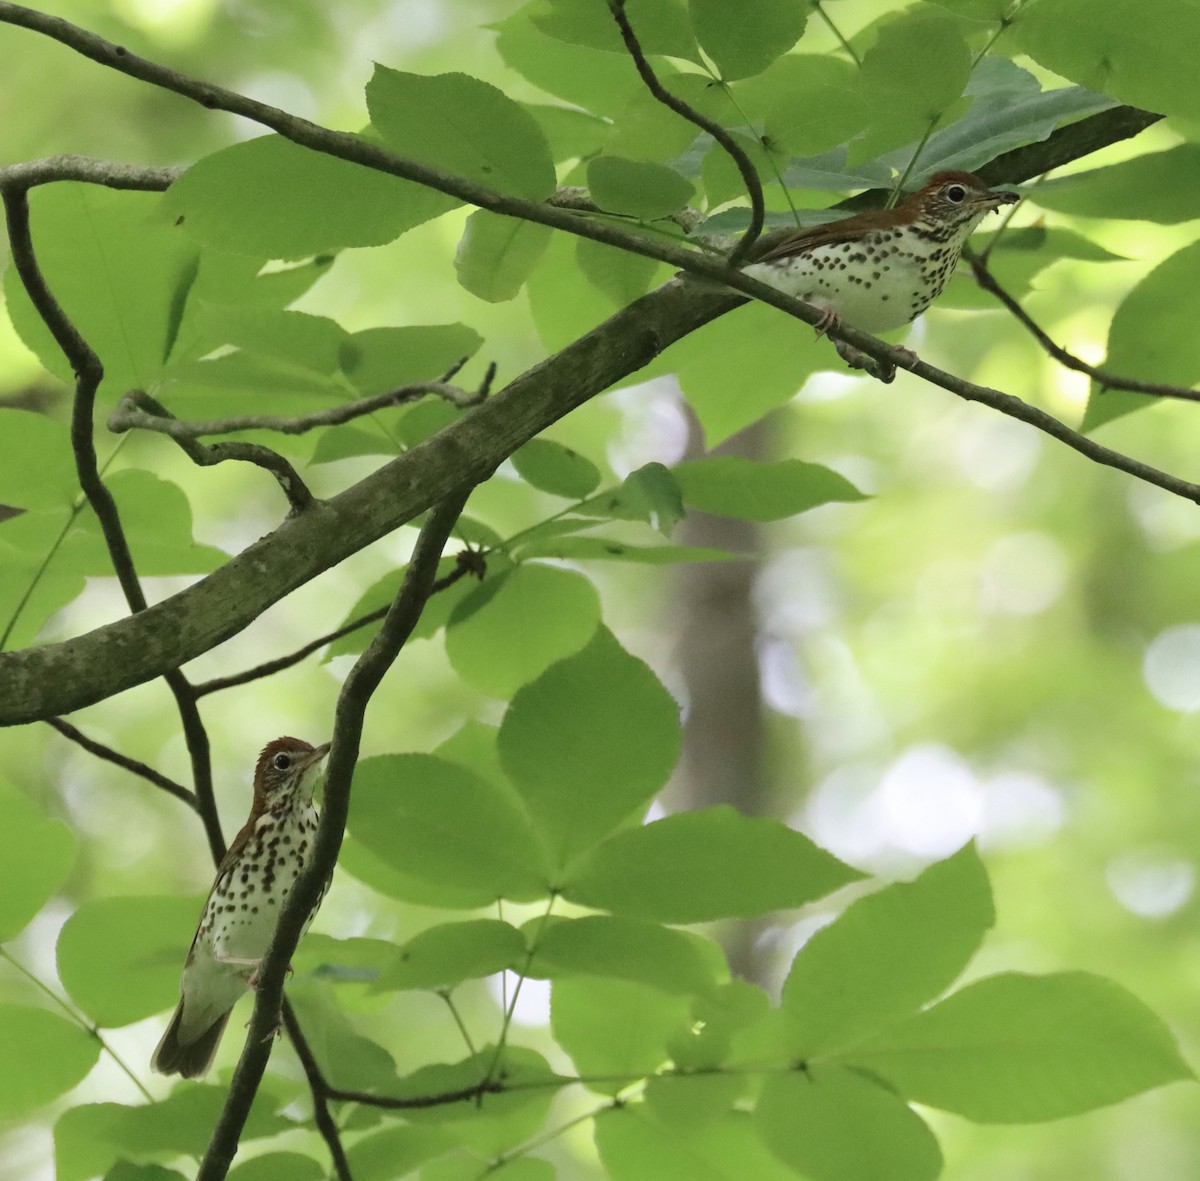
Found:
<box><xmin>108</xmin><ymin>366</ymin><xmax>496</xmax><ymax>441</ymax></box>
<box><xmin>281</xmin><ymin>999</ymin><xmax>353</xmax><ymax>1181</ymax></box>
<box><xmin>45</xmin><ymin>717</ymin><xmax>196</xmax><ymax>808</ymax></box>
<box><xmin>113</xmin><ymin>391</ymin><xmax>315</xmax><ymax>514</ymax></box>
<box><xmin>0</xmin><ymin>155</ymin><xmax>179</xmax><ymax>191</ymax></box>
<box><xmin>193</xmin><ymin>551</ymin><xmax>483</xmax><ymax>697</ymax></box>
<box><xmin>197</xmin><ymin>487</ymin><xmax>474</xmax><ymax>1181</ymax></box>
<box><xmin>964</xmin><ymin>245</ymin><xmax>1200</xmax><ymax>403</ymax></box>
<box><xmin>606</xmin><ymin>0</ymin><xmax>765</xmax><ymax>264</ymax></box>
<box><xmin>325</xmin><ymin>1080</ymin><xmax>504</xmax><ymax>1110</ymax></box>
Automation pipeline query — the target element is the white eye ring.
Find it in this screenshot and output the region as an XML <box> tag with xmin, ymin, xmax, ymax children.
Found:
<box><xmin>945</xmin><ymin>184</ymin><xmax>967</xmax><ymax>203</ymax></box>
<box><xmin>272</xmin><ymin>753</ymin><xmax>293</xmax><ymax>770</ymax></box>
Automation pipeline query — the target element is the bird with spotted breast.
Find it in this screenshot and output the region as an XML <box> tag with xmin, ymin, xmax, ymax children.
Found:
<box><xmin>151</xmin><ymin>736</ymin><xmax>331</xmax><ymax>1078</ymax></box>
<box><xmin>742</xmin><ymin>170</ymin><xmax>1020</xmax><ymax>380</ymax></box>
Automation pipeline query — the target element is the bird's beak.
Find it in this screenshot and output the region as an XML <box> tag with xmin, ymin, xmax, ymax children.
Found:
<box><xmin>302</xmin><ymin>742</ymin><xmax>331</xmax><ymax>770</ymax></box>
<box><xmin>979</xmin><ymin>188</ymin><xmax>1020</xmax><ymax>210</ymax></box>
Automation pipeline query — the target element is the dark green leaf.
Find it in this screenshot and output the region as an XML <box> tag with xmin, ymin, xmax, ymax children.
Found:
<box><xmin>532</xmin><ymin>0</ymin><xmax>699</xmax><ymax>59</ymax></box>
<box><xmin>674</xmin><ymin>456</ymin><xmax>865</xmax><ymax>521</ymax></box>
<box><xmin>512</xmin><ymin>438</ymin><xmax>602</xmax><ymax>499</ymax></box>
<box><xmin>339</xmin><ymin>323</ymin><xmax>484</xmax><ymax>395</ymax></box>
<box><xmin>371</xmin><ymin>920</ymin><xmax>526</xmax><ymax>992</ymax></box>
<box><xmin>689</xmin><ymin>0</ymin><xmax>808</xmax><ymax>81</ymax></box>
<box><xmin>455</xmin><ymin>211</ymin><xmax>553</xmax><ymax>302</ymax></box>
<box><xmin>587</xmin><ymin>156</ymin><xmax>695</xmax><ymax>220</ymax></box>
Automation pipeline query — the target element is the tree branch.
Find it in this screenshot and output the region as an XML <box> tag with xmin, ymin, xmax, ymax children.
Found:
<box><xmin>281</xmin><ymin>999</ymin><xmax>352</xmax><ymax>1181</ymax></box>
<box><xmin>196</xmin><ymin>488</ymin><xmax>472</xmax><ymax>1181</ymax></box>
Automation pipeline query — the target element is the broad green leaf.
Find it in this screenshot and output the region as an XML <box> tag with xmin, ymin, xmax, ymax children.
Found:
<box><xmin>228</xmin><ymin>1155</ymin><xmax>324</xmax><ymax>1181</ymax></box>
<box><xmin>674</xmin><ymin>456</ymin><xmax>865</xmax><ymax>521</ymax></box>
<box><xmin>858</xmin><ymin>12</ymin><xmax>972</xmax><ymax>153</ymax></box>
<box><xmin>367</xmin><ymin>67</ymin><xmax>555</xmax><ymax>201</ymax></box>
<box><xmin>445</xmin><ymin>563</ymin><xmax>601</xmax><ymax>698</ymax></box>
<box><xmin>527</xmin><ymin>230</ymin><xmax>616</xmax><ymax>351</ymax></box>
<box><xmin>577</xmin><ymin>463</ymin><xmax>685</xmax><ymax>534</ymax></box>
<box><xmin>167</xmin><ymin>135</ymin><xmax>451</xmax><ymax>258</ymax></box>
<box><xmin>1083</xmin><ymin>239</ymin><xmax>1200</xmax><ymax>432</ymax></box>
<box><xmin>292</xmin><ymin>934</ymin><xmax>395</xmax><ymax>983</ymax></box>
<box><xmin>1033</xmin><ymin>145</ymin><xmax>1200</xmax><ymax>224</ymax></box>
<box><xmin>763</xmin><ymin>56</ymin><xmax>869</xmax><ymax>156</ymax></box>
<box><xmin>642</xmin><ymin>1072</ymin><xmax>747</xmax><ymax>1129</ymax></box>
<box><xmin>532</xmin><ymin>0</ymin><xmax>699</xmax><ymax>59</ymax></box>
<box><xmin>0</xmin><ymin>410</ymin><xmax>77</xmax><ymax>509</ymax></box>
<box><xmin>4</xmin><ymin>186</ymin><xmax>194</xmax><ymax>396</ymax></box>
<box><xmin>587</xmin><ymin>156</ymin><xmax>695</xmax><ymax>221</ymax></box>
<box><xmin>927</xmin><ymin>0</ymin><xmax>1010</xmax><ymax>16</ymax></box>
<box><xmin>339</xmin><ymin>324</ymin><xmax>484</xmax><ymax>395</ymax></box>
<box><xmin>512</xmin><ymin>438</ymin><xmax>602</xmax><ymax>499</ymax></box>
<box><xmin>662</xmin><ymin>302</ymin><xmax>825</xmax><ymax>445</ymax></box>
<box><xmin>780</xmin><ymin>844</ymin><xmax>994</xmax><ymax>1058</ymax></box>
<box><xmin>105</xmin><ymin>1165</ymin><xmax>188</xmax><ymax>1181</ymax></box>
<box><xmin>346</xmin><ymin>754</ymin><xmax>549</xmax><ymax>903</ymax></box>
<box><xmin>575</xmin><ymin>237</ymin><xmax>665</xmax><ymax>307</ymax></box>
<box><xmin>187</xmin><ymin>306</ymin><xmax>347</xmax><ymax>375</ymax></box>
<box><xmin>551</xmin><ymin>976</ymin><xmax>692</xmax><ymax>1090</ymax></box>
<box><xmin>0</xmin><ymin>778</ymin><xmax>76</xmax><ymax>940</ymax></box>
<box><xmin>848</xmin><ymin>971</ymin><xmax>1194</xmax><ymax>1122</ymax></box>
<box><xmin>346</xmin><ymin>1125</ymin><xmax>460</xmax><ymax>1181</ymax></box>
<box><xmin>494</xmin><ymin>9</ymin><xmax>644</xmax><ymax>115</ymax></box>
<box><xmin>689</xmin><ymin>0</ymin><xmax>807</xmax><ymax>81</ymax></box>
<box><xmin>57</xmin><ymin>894</ymin><xmax>203</xmax><ymax>1028</ymax></box>
<box><xmin>0</xmin><ymin>510</ymin><xmax>89</xmax><ymax>649</ymax></box>
<box><xmin>498</xmin><ymin>628</ymin><xmax>681</xmax><ymax>866</ymax></box>
<box><xmin>104</xmin><ymin>472</ymin><xmax>228</xmax><ymax>575</ymax></box>
<box><xmin>528</xmin><ymin>915</ymin><xmax>724</xmax><ymax>995</ymax></box>
<box><xmin>285</xmin><ymin>987</ymin><xmax>400</xmax><ymax>1091</ymax></box>
<box><xmin>1015</xmin><ymin>0</ymin><xmax>1200</xmax><ymax>121</ymax></box>
<box><xmin>455</xmin><ymin>211</ymin><xmax>553</xmax><ymax>303</ymax></box>
<box><xmin>755</xmin><ymin>1067</ymin><xmax>942</xmax><ymax>1181</ymax></box>
<box><xmin>526</xmin><ymin>103</ymin><xmax>610</xmax><ymax>162</ymax></box>
<box><xmin>595</xmin><ymin>1106</ymin><xmax>798</xmax><ymax>1181</ymax></box>
<box><xmin>0</xmin><ymin>1005</ymin><xmax>98</xmax><ymax>1117</ymax></box>
<box><xmin>371</xmin><ymin>920</ymin><xmax>526</xmax><ymax>992</ymax></box>
<box><xmin>55</xmin><ymin>1085</ymin><xmax>289</xmax><ymax>1181</ymax></box>
<box><xmin>565</xmin><ymin>806</ymin><xmax>862</xmax><ymax>922</ymax></box>
<box><xmin>338</xmin><ymin>836</ymin><xmax>490</xmax><ymax>911</ymax></box>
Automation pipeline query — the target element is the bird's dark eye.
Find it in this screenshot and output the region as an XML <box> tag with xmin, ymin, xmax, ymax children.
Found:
<box><xmin>945</xmin><ymin>184</ymin><xmax>967</xmax><ymax>203</ymax></box>
<box><xmin>272</xmin><ymin>753</ymin><xmax>293</xmax><ymax>771</ymax></box>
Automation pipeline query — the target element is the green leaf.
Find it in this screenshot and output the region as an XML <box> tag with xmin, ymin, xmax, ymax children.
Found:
<box><xmin>780</xmin><ymin>844</ymin><xmax>994</xmax><ymax>1058</ymax></box>
<box><xmin>285</xmin><ymin>987</ymin><xmax>400</xmax><ymax>1091</ymax></box>
<box><xmin>104</xmin><ymin>472</ymin><xmax>228</xmax><ymax>575</ymax></box>
<box><xmin>1034</xmin><ymin>145</ymin><xmax>1200</xmax><ymax>225</ymax></box>
<box><xmin>445</xmin><ymin>563</ymin><xmax>601</xmax><ymax>698</ymax></box>
<box><xmin>575</xmin><ymin>237</ymin><xmax>665</xmax><ymax>307</ymax></box>
<box><xmin>228</xmin><ymin>1154</ymin><xmax>325</xmax><ymax>1181</ymax></box>
<box><xmin>848</xmin><ymin>971</ymin><xmax>1194</xmax><ymax>1122</ymax></box>
<box><xmin>371</xmin><ymin>920</ymin><xmax>526</xmax><ymax>992</ymax></box>
<box><xmin>551</xmin><ymin>976</ymin><xmax>692</xmax><ymax>1089</ymax></box>
<box><xmin>104</xmin><ymin>1165</ymin><xmax>189</xmax><ymax>1181</ymax></box>
<box><xmin>4</xmin><ymin>186</ymin><xmax>195</xmax><ymax>396</ymax></box>
<box><xmin>367</xmin><ymin>67</ymin><xmax>556</xmax><ymax>200</ymax></box>
<box><xmin>346</xmin><ymin>1125</ymin><xmax>460</xmax><ymax>1181</ymax></box>
<box><xmin>292</xmin><ymin>934</ymin><xmax>396</xmax><ymax>983</ymax></box>
<box><xmin>755</xmin><ymin>1066</ymin><xmax>942</xmax><ymax>1181</ymax></box>
<box><xmin>0</xmin><ymin>1005</ymin><xmax>98</xmax><ymax>1118</ymax></box>
<box><xmin>532</xmin><ymin>0</ymin><xmax>699</xmax><ymax>59</ymax></box>
<box><xmin>587</xmin><ymin>156</ymin><xmax>695</xmax><ymax>220</ymax></box>
<box><xmin>512</xmin><ymin>438</ymin><xmax>602</xmax><ymax>499</ymax></box>
<box><xmin>527</xmin><ymin>230</ymin><xmax>617</xmax><ymax>351</ymax></box>
<box><xmin>1083</xmin><ymin>239</ymin><xmax>1200</xmax><ymax>432</ymax></box>
<box><xmin>339</xmin><ymin>323</ymin><xmax>484</xmax><ymax>395</ymax></box>
<box><xmin>57</xmin><ymin>894</ymin><xmax>203</xmax><ymax>1028</ymax></box>
<box><xmin>346</xmin><ymin>754</ymin><xmax>549</xmax><ymax>904</ymax></box>
<box><xmin>674</xmin><ymin>456</ymin><xmax>865</xmax><ymax>521</ymax></box>
<box><xmin>763</xmin><ymin>56</ymin><xmax>869</xmax><ymax>156</ymax></box>
<box><xmin>529</xmin><ymin>915</ymin><xmax>723</xmax><ymax>995</ymax></box>
<box><xmin>0</xmin><ymin>410</ymin><xmax>77</xmax><ymax>509</ymax></box>
<box><xmin>455</xmin><ymin>211</ymin><xmax>553</xmax><ymax>303</ymax></box>
<box><xmin>565</xmin><ymin>806</ymin><xmax>862</xmax><ymax>922</ymax></box>
<box><xmin>167</xmin><ymin>135</ymin><xmax>450</xmax><ymax>258</ymax></box>
<box><xmin>858</xmin><ymin>12</ymin><xmax>972</xmax><ymax>148</ymax></box>
<box><xmin>0</xmin><ymin>778</ymin><xmax>76</xmax><ymax>940</ymax></box>
<box><xmin>595</xmin><ymin>1107</ymin><xmax>799</xmax><ymax>1181</ymax></box>
<box><xmin>689</xmin><ymin>0</ymin><xmax>808</xmax><ymax>81</ymax></box>
<box><xmin>1015</xmin><ymin>0</ymin><xmax>1200</xmax><ymax>121</ymax></box>
<box><xmin>498</xmin><ymin>628</ymin><xmax>681</xmax><ymax>866</ymax></box>
<box><xmin>578</xmin><ymin>463</ymin><xmax>686</xmax><ymax>534</ymax></box>
<box><xmin>55</xmin><ymin>1085</ymin><xmax>290</xmax><ymax>1181</ymax></box>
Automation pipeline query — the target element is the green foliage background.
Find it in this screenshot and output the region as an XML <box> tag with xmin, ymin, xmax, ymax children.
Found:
<box><xmin>3</xmin><ymin>0</ymin><xmax>1200</xmax><ymax>1178</ymax></box>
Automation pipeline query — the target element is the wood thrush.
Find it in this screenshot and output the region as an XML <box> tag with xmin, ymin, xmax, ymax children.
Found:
<box><xmin>151</xmin><ymin>736</ymin><xmax>330</xmax><ymax>1078</ymax></box>
<box><xmin>742</xmin><ymin>169</ymin><xmax>1020</xmax><ymax>379</ymax></box>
